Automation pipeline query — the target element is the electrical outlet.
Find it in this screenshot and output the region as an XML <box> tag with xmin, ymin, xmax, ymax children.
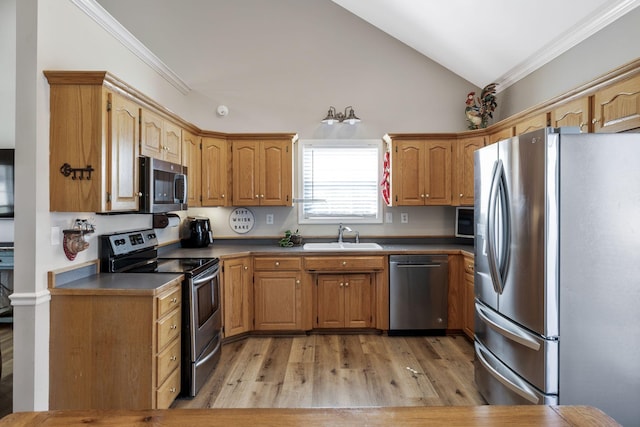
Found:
<box><xmin>385</xmin><ymin>212</ymin><xmax>393</xmax><ymax>223</ymax></box>
<box><xmin>266</xmin><ymin>214</ymin><xmax>274</xmax><ymax>225</ymax></box>
<box><xmin>401</xmin><ymin>212</ymin><xmax>409</xmax><ymax>223</ymax></box>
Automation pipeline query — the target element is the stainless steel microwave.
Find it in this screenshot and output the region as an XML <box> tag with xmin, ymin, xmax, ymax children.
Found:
<box><xmin>138</xmin><ymin>156</ymin><xmax>188</xmax><ymax>213</ymax></box>
<box><xmin>455</xmin><ymin>206</ymin><xmax>474</xmax><ymax>239</ymax></box>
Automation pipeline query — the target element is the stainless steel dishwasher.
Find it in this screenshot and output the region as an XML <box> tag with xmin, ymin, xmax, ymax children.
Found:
<box><xmin>389</xmin><ymin>254</ymin><xmax>448</xmax><ymax>334</ymax></box>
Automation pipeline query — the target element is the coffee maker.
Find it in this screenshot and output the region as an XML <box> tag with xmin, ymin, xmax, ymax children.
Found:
<box><xmin>180</xmin><ymin>217</ymin><xmax>213</xmax><ymax>248</ymax></box>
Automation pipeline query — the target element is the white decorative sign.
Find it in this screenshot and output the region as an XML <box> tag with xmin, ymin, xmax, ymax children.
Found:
<box><xmin>229</xmin><ymin>207</ymin><xmax>255</xmax><ymax>234</ymax></box>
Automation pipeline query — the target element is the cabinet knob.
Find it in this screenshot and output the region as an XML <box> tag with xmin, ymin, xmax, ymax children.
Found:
<box><xmin>425</xmin><ymin>194</ymin><xmax>429</xmax><ymax>198</ymax></box>
<box><xmin>421</xmin><ymin>194</ymin><xmax>425</xmax><ymax>198</ymax></box>
<box><xmin>170</xmin><ymin>324</ymin><xmax>177</xmax><ymax>330</ymax></box>
<box><xmin>171</xmin><ymin>297</ymin><xmax>178</xmax><ymax>304</ymax></box>
<box><xmin>345</xmin><ymin>282</ymin><xmax>349</xmax><ymax>287</ymax></box>
<box><xmin>244</xmin><ymin>265</ymin><xmax>248</xmax><ymax>270</ymax></box>
<box><xmin>221</xmin><ymin>194</ymin><xmax>225</xmax><ymax>198</ymax></box>
<box><xmin>342</xmin><ymin>261</ymin><xmax>347</xmax><ymax>266</ymax></box>
<box><xmin>170</xmin><ymin>356</ymin><xmax>177</xmax><ymax>361</ymax></box>
<box><xmin>340</xmin><ymin>282</ymin><xmax>344</xmax><ymax>287</ymax></box>
<box><xmin>459</xmin><ymin>193</ymin><xmax>464</xmax><ymax>197</ymax></box>
<box><xmin>136</xmin><ymin>192</ymin><xmax>143</xmax><ymax>197</ymax></box>
<box><xmin>255</xmin><ymin>194</ymin><xmax>259</xmax><ymax>198</ymax></box>
<box><xmin>592</xmin><ymin>118</ymin><xmax>600</xmax><ymax>124</ymax></box>
<box><xmin>275</xmin><ymin>261</ymin><xmax>280</xmax><ymax>267</ymax></box>
<box><xmin>170</xmin><ymin>387</ymin><xmax>177</xmax><ymax>393</ymax></box>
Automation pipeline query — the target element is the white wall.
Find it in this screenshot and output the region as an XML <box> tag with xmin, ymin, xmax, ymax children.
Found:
<box><xmin>498</xmin><ymin>7</ymin><xmax>640</xmax><ymax>120</ymax></box>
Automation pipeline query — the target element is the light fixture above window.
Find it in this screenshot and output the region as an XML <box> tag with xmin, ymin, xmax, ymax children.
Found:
<box><xmin>321</xmin><ymin>106</ymin><xmax>361</xmax><ymax>125</ymax></box>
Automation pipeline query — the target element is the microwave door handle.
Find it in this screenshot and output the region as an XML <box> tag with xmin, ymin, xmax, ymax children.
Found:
<box><xmin>173</xmin><ymin>174</ymin><xmax>187</xmax><ymax>204</ymax></box>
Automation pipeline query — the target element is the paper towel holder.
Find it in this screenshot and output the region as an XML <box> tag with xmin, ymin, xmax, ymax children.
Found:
<box><xmin>153</xmin><ymin>213</ymin><xmax>180</xmax><ymax>229</ymax></box>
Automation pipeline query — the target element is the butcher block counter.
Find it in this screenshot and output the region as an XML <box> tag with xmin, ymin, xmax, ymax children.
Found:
<box><xmin>0</xmin><ymin>405</ymin><xmax>620</xmax><ymax>426</ymax></box>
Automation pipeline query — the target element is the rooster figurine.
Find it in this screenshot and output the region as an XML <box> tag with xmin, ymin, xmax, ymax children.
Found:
<box><xmin>465</xmin><ymin>82</ymin><xmax>498</xmax><ymax>129</ymax></box>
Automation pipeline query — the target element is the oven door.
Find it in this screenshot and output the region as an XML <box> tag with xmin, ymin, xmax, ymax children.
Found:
<box><xmin>189</xmin><ymin>263</ymin><xmax>221</xmax><ymax>361</ymax></box>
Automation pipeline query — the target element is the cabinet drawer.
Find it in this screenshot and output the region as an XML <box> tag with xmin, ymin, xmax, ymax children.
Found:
<box><xmin>463</xmin><ymin>257</ymin><xmax>474</xmax><ymax>275</ymax></box>
<box><xmin>157</xmin><ymin>286</ymin><xmax>181</xmax><ymax>318</ymax></box>
<box><xmin>254</xmin><ymin>257</ymin><xmax>301</xmax><ymax>271</ymax></box>
<box><xmin>156</xmin><ymin>366</ymin><xmax>180</xmax><ymax>409</ymax></box>
<box><xmin>157</xmin><ymin>337</ymin><xmax>181</xmax><ymax>386</ymax></box>
<box><xmin>157</xmin><ymin>309</ymin><xmax>181</xmax><ymax>350</ymax></box>
<box><xmin>304</xmin><ymin>256</ymin><xmax>385</xmax><ymax>271</ymax></box>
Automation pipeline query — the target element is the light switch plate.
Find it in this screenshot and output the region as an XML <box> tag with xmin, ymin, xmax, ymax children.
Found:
<box><xmin>385</xmin><ymin>212</ymin><xmax>393</xmax><ymax>223</ymax></box>
<box><xmin>266</xmin><ymin>214</ymin><xmax>274</xmax><ymax>225</ymax></box>
<box><xmin>401</xmin><ymin>213</ymin><xmax>409</xmax><ymax>223</ymax></box>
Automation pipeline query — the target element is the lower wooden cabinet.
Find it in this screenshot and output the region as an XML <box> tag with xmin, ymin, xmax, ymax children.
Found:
<box><xmin>222</xmin><ymin>256</ymin><xmax>253</xmax><ymax>338</ymax></box>
<box><xmin>316</xmin><ymin>273</ymin><xmax>372</xmax><ymax>329</ymax></box>
<box><xmin>49</xmin><ymin>277</ymin><xmax>182</xmax><ymax>410</ymax></box>
<box><xmin>253</xmin><ymin>256</ymin><xmax>307</xmax><ymax>331</ymax></box>
<box><xmin>462</xmin><ymin>255</ymin><xmax>475</xmax><ymax>340</ymax></box>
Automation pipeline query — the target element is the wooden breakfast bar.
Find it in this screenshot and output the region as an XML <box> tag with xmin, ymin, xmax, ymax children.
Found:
<box><xmin>0</xmin><ymin>405</ymin><xmax>620</xmax><ymax>426</ymax></box>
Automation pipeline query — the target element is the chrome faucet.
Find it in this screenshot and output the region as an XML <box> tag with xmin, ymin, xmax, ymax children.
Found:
<box><xmin>338</xmin><ymin>223</ymin><xmax>359</xmax><ymax>243</ymax></box>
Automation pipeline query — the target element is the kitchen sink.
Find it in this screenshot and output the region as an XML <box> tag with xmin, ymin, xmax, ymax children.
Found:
<box><xmin>303</xmin><ymin>242</ymin><xmax>383</xmax><ymax>251</ymax></box>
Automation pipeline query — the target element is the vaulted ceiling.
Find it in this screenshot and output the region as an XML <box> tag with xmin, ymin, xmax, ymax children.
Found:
<box><xmin>94</xmin><ymin>0</ymin><xmax>639</xmax><ymax>94</ymax></box>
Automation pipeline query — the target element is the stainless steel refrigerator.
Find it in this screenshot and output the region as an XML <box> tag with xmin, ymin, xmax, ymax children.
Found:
<box><xmin>473</xmin><ymin>127</ymin><xmax>640</xmax><ymax>426</ymax></box>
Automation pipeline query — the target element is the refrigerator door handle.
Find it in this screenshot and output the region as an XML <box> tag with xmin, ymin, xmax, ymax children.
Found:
<box><xmin>487</xmin><ymin>160</ymin><xmax>505</xmax><ymax>294</ymax></box>
<box><xmin>475</xmin><ymin>341</ymin><xmax>540</xmax><ymax>404</ymax></box>
<box><xmin>476</xmin><ymin>302</ymin><xmax>540</xmax><ymax>351</ymax></box>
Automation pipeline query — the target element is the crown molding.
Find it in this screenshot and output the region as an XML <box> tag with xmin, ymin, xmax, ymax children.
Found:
<box><xmin>70</xmin><ymin>0</ymin><xmax>191</xmax><ymax>95</ymax></box>
<box><xmin>495</xmin><ymin>0</ymin><xmax>640</xmax><ymax>92</ymax></box>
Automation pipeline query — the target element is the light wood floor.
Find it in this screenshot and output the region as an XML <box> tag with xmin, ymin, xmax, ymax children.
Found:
<box><xmin>173</xmin><ymin>333</ymin><xmax>486</xmax><ymax>409</ymax></box>
<box><xmin>0</xmin><ymin>323</ymin><xmax>13</xmax><ymax>418</ymax></box>
<box><xmin>0</xmin><ymin>328</ymin><xmax>485</xmax><ymax>415</ymax></box>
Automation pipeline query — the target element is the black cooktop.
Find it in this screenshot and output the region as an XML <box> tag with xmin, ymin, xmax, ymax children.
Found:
<box><xmin>155</xmin><ymin>257</ymin><xmax>218</xmax><ymax>276</ymax></box>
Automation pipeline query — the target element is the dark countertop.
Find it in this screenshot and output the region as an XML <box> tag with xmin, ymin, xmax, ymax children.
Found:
<box><xmin>159</xmin><ymin>241</ymin><xmax>475</xmax><ymax>260</ymax></box>
<box><xmin>52</xmin><ymin>272</ymin><xmax>184</xmax><ymax>295</ymax></box>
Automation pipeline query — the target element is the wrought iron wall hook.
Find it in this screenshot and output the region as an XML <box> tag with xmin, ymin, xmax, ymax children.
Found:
<box><xmin>60</xmin><ymin>163</ymin><xmax>95</xmax><ymax>180</ymax></box>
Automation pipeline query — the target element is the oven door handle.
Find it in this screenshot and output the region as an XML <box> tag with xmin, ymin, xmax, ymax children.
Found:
<box><xmin>192</xmin><ymin>268</ymin><xmax>219</xmax><ymax>285</ymax></box>
<box><xmin>195</xmin><ymin>338</ymin><xmax>222</xmax><ymax>368</ymax></box>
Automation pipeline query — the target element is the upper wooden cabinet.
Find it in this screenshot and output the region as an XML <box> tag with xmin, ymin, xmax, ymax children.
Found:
<box><xmin>140</xmin><ymin>108</ymin><xmax>182</xmax><ymax>164</ymax></box>
<box><xmin>488</xmin><ymin>127</ymin><xmax>513</xmax><ymax>145</ymax></box>
<box><xmin>453</xmin><ymin>136</ymin><xmax>485</xmax><ymax>206</ymax></box>
<box><xmin>550</xmin><ymin>97</ymin><xmax>590</xmax><ymax>132</ymax></box>
<box><xmin>182</xmin><ymin>129</ymin><xmax>201</xmax><ymax>208</ymax></box>
<box><xmin>593</xmin><ymin>73</ymin><xmax>640</xmax><ymax>133</ymax></box>
<box><xmin>231</xmin><ymin>137</ymin><xmax>293</xmax><ymax>206</ymax></box>
<box><xmin>514</xmin><ymin>112</ymin><xmax>548</xmax><ymax>136</ymax></box>
<box><xmin>45</xmin><ymin>71</ymin><xmax>140</xmax><ymax>213</ymax></box>
<box><xmin>201</xmin><ymin>136</ymin><xmax>230</xmax><ymax>207</ymax></box>
<box><xmin>391</xmin><ymin>138</ymin><xmax>452</xmax><ymax>206</ymax></box>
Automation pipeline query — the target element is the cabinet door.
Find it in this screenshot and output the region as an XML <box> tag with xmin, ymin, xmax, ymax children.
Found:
<box><xmin>316</xmin><ymin>275</ymin><xmax>345</xmax><ymax>328</ymax></box>
<box><xmin>260</xmin><ymin>140</ymin><xmax>292</xmax><ymax>206</ymax></box>
<box><xmin>515</xmin><ymin>112</ymin><xmax>548</xmax><ymax>136</ymax></box>
<box><xmin>232</xmin><ymin>140</ymin><xmax>260</xmax><ymax>206</ymax></box>
<box><xmin>344</xmin><ymin>274</ymin><xmax>372</xmax><ymax>328</ymax></box>
<box><xmin>392</xmin><ymin>140</ymin><xmax>425</xmax><ymax>205</ymax></box>
<box><xmin>462</xmin><ymin>256</ymin><xmax>475</xmax><ymax>339</ymax></box>
<box><xmin>223</xmin><ymin>257</ymin><xmax>253</xmax><ymax>337</ymax></box>
<box><xmin>254</xmin><ymin>271</ymin><xmax>301</xmax><ymax>330</ymax></box>
<box><xmin>202</xmin><ymin>137</ymin><xmax>229</xmax><ymax>207</ymax></box>
<box><xmin>593</xmin><ymin>74</ymin><xmax>640</xmax><ymax>133</ymax></box>
<box><xmin>109</xmin><ymin>93</ymin><xmax>140</xmax><ymax>211</ymax></box>
<box><xmin>453</xmin><ymin>137</ymin><xmax>484</xmax><ymax>206</ymax></box>
<box><xmin>163</xmin><ymin>121</ymin><xmax>182</xmax><ymax>164</ymax></box>
<box><xmin>550</xmin><ymin>97</ymin><xmax>590</xmax><ymax>132</ymax></box>
<box><xmin>424</xmin><ymin>139</ymin><xmax>452</xmax><ymax>205</ymax></box>
<box><xmin>182</xmin><ymin>130</ymin><xmax>201</xmax><ymax>207</ymax></box>
<box><xmin>140</xmin><ymin>109</ymin><xmax>164</xmax><ymax>159</ymax></box>
<box><xmin>488</xmin><ymin>127</ymin><xmax>513</xmax><ymax>145</ymax></box>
